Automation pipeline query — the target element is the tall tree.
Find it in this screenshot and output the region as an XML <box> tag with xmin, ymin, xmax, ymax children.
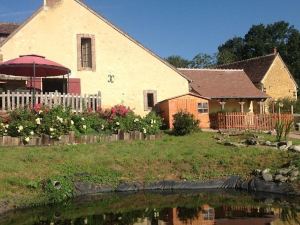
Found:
<box><xmin>217</xmin><ymin>21</ymin><xmax>300</xmax><ymax>84</ymax></box>
<box><xmin>190</xmin><ymin>53</ymin><xmax>216</xmax><ymax>68</ymax></box>
<box><xmin>165</xmin><ymin>55</ymin><xmax>190</xmax><ymax>68</ymax></box>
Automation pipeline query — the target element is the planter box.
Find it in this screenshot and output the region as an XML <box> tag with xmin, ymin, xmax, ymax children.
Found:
<box><xmin>69</xmin><ymin>131</ymin><xmax>75</xmax><ymax>144</ymax></box>
<box><xmin>119</xmin><ymin>131</ymin><xmax>130</xmax><ymax>141</ymax></box>
<box><xmin>42</xmin><ymin>134</ymin><xmax>51</xmax><ymax>146</ymax></box>
<box><xmin>130</xmin><ymin>131</ymin><xmax>143</xmax><ymax>140</ymax></box>
<box><xmin>110</xmin><ymin>134</ymin><xmax>119</xmax><ymax>142</ymax></box>
<box><xmin>26</xmin><ymin>137</ymin><xmax>42</xmax><ymax>146</ymax></box>
<box><xmin>145</xmin><ymin>135</ymin><xmax>156</xmax><ymax>141</ymax></box>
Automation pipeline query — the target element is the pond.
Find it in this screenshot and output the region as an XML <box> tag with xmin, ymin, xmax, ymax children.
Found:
<box><xmin>1</xmin><ymin>190</ymin><xmax>300</xmax><ymax>225</ymax></box>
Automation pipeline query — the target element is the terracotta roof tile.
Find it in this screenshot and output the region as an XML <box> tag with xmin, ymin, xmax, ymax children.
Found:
<box><xmin>179</xmin><ymin>69</ymin><xmax>268</xmax><ymax>99</ymax></box>
<box><xmin>216</xmin><ymin>53</ymin><xmax>277</xmax><ymax>84</ymax></box>
<box><xmin>0</xmin><ymin>23</ymin><xmax>19</xmax><ymax>35</ymax></box>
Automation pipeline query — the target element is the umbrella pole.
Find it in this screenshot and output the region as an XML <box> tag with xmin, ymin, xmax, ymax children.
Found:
<box><xmin>67</xmin><ymin>73</ymin><xmax>70</xmax><ymax>94</ymax></box>
<box><xmin>33</xmin><ymin>62</ymin><xmax>36</xmax><ymax>107</ymax></box>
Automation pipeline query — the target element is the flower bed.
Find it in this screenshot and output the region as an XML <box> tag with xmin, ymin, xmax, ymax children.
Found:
<box><xmin>0</xmin><ymin>104</ymin><xmax>163</xmax><ymax>147</ymax></box>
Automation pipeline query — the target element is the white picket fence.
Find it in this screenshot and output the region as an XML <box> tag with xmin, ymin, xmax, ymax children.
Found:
<box><xmin>0</xmin><ymin>91</ymin><xmax>101</xmax><ymax>113</ymax></box>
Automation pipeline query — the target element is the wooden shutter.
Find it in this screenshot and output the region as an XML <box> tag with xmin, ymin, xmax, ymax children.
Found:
<box><xmin>68</xmin><ymin>78</ymin><xmax>81</xmax><ymax>95</ymax></box>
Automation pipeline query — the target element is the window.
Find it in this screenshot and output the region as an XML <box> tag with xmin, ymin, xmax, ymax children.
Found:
<box><xmin>144</xmin><ymin>90</ymin><xmax>157</xmax><ymax>111</ymax></box>
<box><xmin>81</xmin><ymin>38</ymin><xmax>92</xmax><ymax>68</ymax></box>
<box><xmin>198</xmin><ymin>102</ymin><xmax>208</xmax><ymax>113</ymax></box>
<box><xmin>203</xmin><ymin>208</ymin><xmax>214</xmax><ymax>220</ymax></box>
<box><xmin>147</xmin><ymin>93</ymin><xmax>154</xmax><ymax>108</ymax></box>
<box><xmin>77</xmin><ymin>34</ymin><xmax>96</xmax><ymax>71</ymax></box>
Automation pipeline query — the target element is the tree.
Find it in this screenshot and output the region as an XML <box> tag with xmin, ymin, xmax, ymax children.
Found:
<box><xmin>190</xmin><ymin>53</ymin><xmax>216</xmax><ymax>68</ymax></box>
<box><xmin>217</xmin><ymin>21</ymin><xmax>300</xmax><ymax>85</ymax></box>
<box><xmin>165</xmin><ymin>55</ymin><xmax>190</xmax><ymax>68</ymax></box>
<box><xmin>217</xmin><ymin>37</ymin><xmax>244</xmax><ymax>64</ymax></box>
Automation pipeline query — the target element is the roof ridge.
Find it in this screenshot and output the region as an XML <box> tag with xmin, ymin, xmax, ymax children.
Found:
<box><xmin>178</xmin><ymin>68</ymin><xmax>244</xmax><ymax>72</ymax></box>
<box><xmin>0</xmin><ymin>22</ymin><xmax>20</xmax><ymax>25</ymax></box>
<box><xmin>217</xmin><ymin>53</ymin><xmax>277</xmax><ymax>67</ymax></box>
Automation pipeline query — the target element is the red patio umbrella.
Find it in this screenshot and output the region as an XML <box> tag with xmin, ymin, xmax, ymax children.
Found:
<box><xmin>0</xmin><ymin>55</ymin><xmax>71</xmax><ymax>104</ymax></box>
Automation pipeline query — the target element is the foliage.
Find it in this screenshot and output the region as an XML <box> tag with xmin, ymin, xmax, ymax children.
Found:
<box><xmin>141</xmin><ymin>112</ymin><xmax>163</xmax><ymax>135</ymax></box>
<box><xmin>269</xmin><ymin>98</ymin><xmax>300</xmax><ymax>113</ymax></box>
<box><xmin>172</xmin><ymin>111</ymin><xmax>200</xmax><ymax>136</ymax></box>
<box><xmin>85</xmin><ymin>113</ymin><xmax>110</xmax><ymax>134</ymax></box>
<box><xmin>7</xmin><ymin>108</ymin><xmax>37</xmax><ymax>142</ymax></box>
<box><xmin>38</xmin><ymin>106</ymin><xmax>73</xmax><ymax>139</ymax></box>
<box><xmin>284</xmin><ymin>120</ymin><xmax>294</xmax><ymax>141</ymax></box>
<box><xmin>190</xmin><ymin>53</ymin><xmax>216</xmax><ymax>68</ymax></box>
<box><xmin>217</xmin><ymin>21</ymin><xmax>300</xmax><ymax>85</ymax></box>
<box><xmin>0</xmin><ymin>122</ymin><xmax>8</xmax><ymax>136</ymax></box>
<box><xmin>275</xmin><ymin>120</ymin><xmax>294</xmax><ymax>142</ymax></box>
<box><xmin>275</xmin><ymin>121</ymin><xmax>285</xmax><ymax>142</ymax></box>
<box><xmin>71</xmin><ymin>114</ymin><xmax>89</xmax><ymax>134</ymax></box>
<box><xmin>43</xmin><ymin>176</ymin><xmax>74</xmax><ymax>204</ymax></box>
<box><xmin>165</xmin><ymin>55</ymin><xmax>190</xmax><ymax>68</ymax></box>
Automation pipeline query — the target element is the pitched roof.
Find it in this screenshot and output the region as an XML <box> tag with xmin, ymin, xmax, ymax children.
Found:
<box><xmin>0</xmin><ymin>23</ymin><xmax>19</xmax><ymax>35</ymax></box>
<box><xmin>216</xmin><ymin>53</ymin><xmax>277</xmax><ymax>84</ymax></box>
<box><xmin>178</xmin><ymin>69</ymin><xmax>268</xmax><ymax>99</ymax></box>
<box><xmin>0</xmin><ymin>1</ymin><xmax>190</xmax><ymax>82</ymax></box>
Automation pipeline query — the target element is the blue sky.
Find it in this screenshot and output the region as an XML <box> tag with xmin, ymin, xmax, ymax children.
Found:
<box><xmin>0</xmin><ymin>0</ymin><xmax>300</xmax><ymax>59</ymax></box>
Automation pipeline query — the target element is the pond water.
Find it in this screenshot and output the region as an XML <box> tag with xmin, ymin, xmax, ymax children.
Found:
<box><xmin>1</xmin><ymin>190</ymin><xmax>300</xmax><ymax>225</ymax></box>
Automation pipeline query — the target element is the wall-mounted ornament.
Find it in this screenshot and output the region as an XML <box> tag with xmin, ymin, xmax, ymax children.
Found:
<box><xmin>108</xmin><ymin>74</ymin><xmax>115</xmax><ymax>83</ymax></box>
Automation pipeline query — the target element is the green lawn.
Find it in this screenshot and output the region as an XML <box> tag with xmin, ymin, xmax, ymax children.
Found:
<box><xmin>0</xmin><ymin>132</ymin><xmax>298</xmax><ymax>209</ymax></box>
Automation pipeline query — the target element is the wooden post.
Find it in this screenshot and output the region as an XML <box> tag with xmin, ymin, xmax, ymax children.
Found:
<box><xmin>239</xmin><ymin>102</ymin><xmax>245</xmax><ymax>113</ymax></box>
<box><xmin>259</xmin><ymin>101</ymin><xmax>264</xmax><ymax>114</ymax></box>
<box><xmin>291</xmin><ymin>105</ymin><xmax>294</xmax><ymax>115</ymax></box>
<box><xmin>219</xmin><ymin>101</ymin><xmax>226</xmax><ymax>111</ymax></box>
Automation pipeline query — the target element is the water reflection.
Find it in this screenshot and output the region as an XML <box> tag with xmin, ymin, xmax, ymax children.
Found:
<box><xmin>1</xmin><ymin>191</ymin><xmax>299</xmax><ymax>225</ymax></box>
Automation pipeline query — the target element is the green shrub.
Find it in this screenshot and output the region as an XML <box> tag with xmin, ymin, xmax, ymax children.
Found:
<box><xmin>43</xmin><ymin>176</ymin><xmax>74</xmax><ymax>204</ymax></box>
<box><xmin>85</xmin><ymin>113</ymin><xmax>110</xmax><ymax>134</ymax></box>
<box><xmin>38</xmin><ymin>106</ymin><xmax>73</xmax><ymax>139</ymax></box>
<box><xmin>71</xmin><ymin>114</ymin><xmax>89</xmax><ymax>134</ymax></box>
<box><xmin>141</xmin><ymin>112</ymin><xmax>163</xmax><ymax>135</ymax></box>
<box><xmin>275</xmin><ymin>120</ymin><xmax>294</xmax><ymax>142</ymax></box>
<box><xmin>172</xmin><ymin>111</ymin><xmax>200</xmax><ymax>136</ymax></box>
<box><xmin>7</xmin><ymin>108</ymin><xmax>36</xmax><ymax>141</ymax></box>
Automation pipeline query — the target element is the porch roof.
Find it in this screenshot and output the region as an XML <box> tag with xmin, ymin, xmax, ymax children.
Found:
<box><xmin>179</xmin><ymin>68</ymin><xmax>269</xmax><ymax>100</ymax></box>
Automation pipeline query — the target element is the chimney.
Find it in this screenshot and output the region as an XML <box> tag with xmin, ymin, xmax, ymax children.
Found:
<box><xmin>44</xmin><ymin>0</ymin><xmax>62</xmax><ymax>8</ymax></box>
<box><xmin>273</xmin><ymin>47</ymin><xmax>277</xmax><ymax>54</ymax></box>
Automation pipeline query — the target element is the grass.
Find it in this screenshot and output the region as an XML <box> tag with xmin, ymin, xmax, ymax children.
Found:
<box><xmin>0</xmin><ymin>131</ymin><xmax>298</xmax><ymax>209</ymax></box>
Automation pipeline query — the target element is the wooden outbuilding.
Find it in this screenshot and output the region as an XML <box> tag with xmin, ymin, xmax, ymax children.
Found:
<box><xmin>158</xmin><ymin>93</ymin><xmax>211</xmax><ymax>129</ymax></box>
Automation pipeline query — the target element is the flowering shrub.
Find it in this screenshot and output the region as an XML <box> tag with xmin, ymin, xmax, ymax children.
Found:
<box><xmin>1</xmin><ymin>104</ymin><xmax>164</xmax><ymax>143</ymax></box>
<box><xmin>85</xmin><ymin>114</ymin><xmax>109</xmax><ymax>134</ymax></box>
<box><xmin>71</xmin><ymin>115</ymin><xmax>89</xmax><ymax>134</ymax></box>
<box><xmin>140</xmin><ymin>112</ymin><xmax>163</xmax><ymax>135</ymax></box>
<box><xmin>0</xmin><ymin>122</ymin><xmax>8</xmax><ymax>136</ymax></box>
<box><xmin>38</xmin><ymin>106</ymin><xmax>73</xmax><ymax>140</ymax></box>
<box><xmin>7</xmin><ymin>108</ymin><xmax>37</xmax><ymax>141</ymax></box>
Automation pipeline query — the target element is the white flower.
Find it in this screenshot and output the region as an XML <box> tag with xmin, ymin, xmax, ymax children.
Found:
<box><xmin>36</xmin><ymin>118</ymin><xmax>41</xmax><ymax>125</ymax></box>
<box><xmin>24</xmin><ymin>137</ymin><xmax>30</xmax><ymax>143</ymax></box>
<box><xmin>70</xmin><ymin>120</ymin><xmax>74</xmax><ymax>125</ymax></box>
<box><xmin>56</xmin><ymin>116</ymin><xmax>63</xmax><ymax>123</ymax></box>
<box><xmin>49</xmin><ymin>128</ymin><xmax>55</xmax><ymax>132</ymax></box>
<box><xmin>142</xmin><ymin>128</ymin><xmax>147</xmax><ymax>134</ymax></box>
<box><xmin>134</xmin><ymin>118</ymin><xmax>139</xmax><ymax>123</ymax></box>
<box><xmin>82</xmin><ymin>125</ymin><xmax>87</xmax><ymax>129</ymax></box>
<box><xmin>151</xmin><ymin>119</ymin><xmax>154</xmax><ymax>124</ymax></box>
<box><xmin>153</xmin><ymin>120</ymin><xmax>156</xmax><ymax>124</ymax></box>
<box><xmin>101</xmin><ymin>124</ymin><xmax>105</xmax><ymax>130</ymax></box>
<box><xmin>18</xmin><ymin>125</ymin><xmax>23</xmax><ymax>131</ymax></box>
<box><xmin>116</xmin><ymin>122</ymin><xmax>120</xmax><ymax>126</ymax></box>
<box><xmin>30</xmin><ymin>131</ymin><xmax>34</xmax><ymax>136</ymax></box>
<box><xmin>50</xmin><ymin>135</ymin><xmax>53</xmax><ymax>139</ymax></box>
<box><xmin>81</xmin><ymin>118</ymin><xmax>85</xmax><ymax>121</ymax></box>
<box><xmin>0</xmin><ymin>123</ymin><xmax>3</xmax><ymax>127</ymax></box>
<box><xmin>58</xmin><ymin>136</ymin><xmax>62</xmax><ymax>140</ymax></box>
<box><xmin>38</xmin><ymin>110</ymin><xmax>43</xmax><ymax>114</ymax></box>
<box><xmin>5</xmin><ymin>124</ymin><xmax>9</xmax><ymax>128</ymax></box>
<box><xmin>151</xmin><ymin>125</ymin><xmax>153</xmax><ymax>128</ymax></box>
